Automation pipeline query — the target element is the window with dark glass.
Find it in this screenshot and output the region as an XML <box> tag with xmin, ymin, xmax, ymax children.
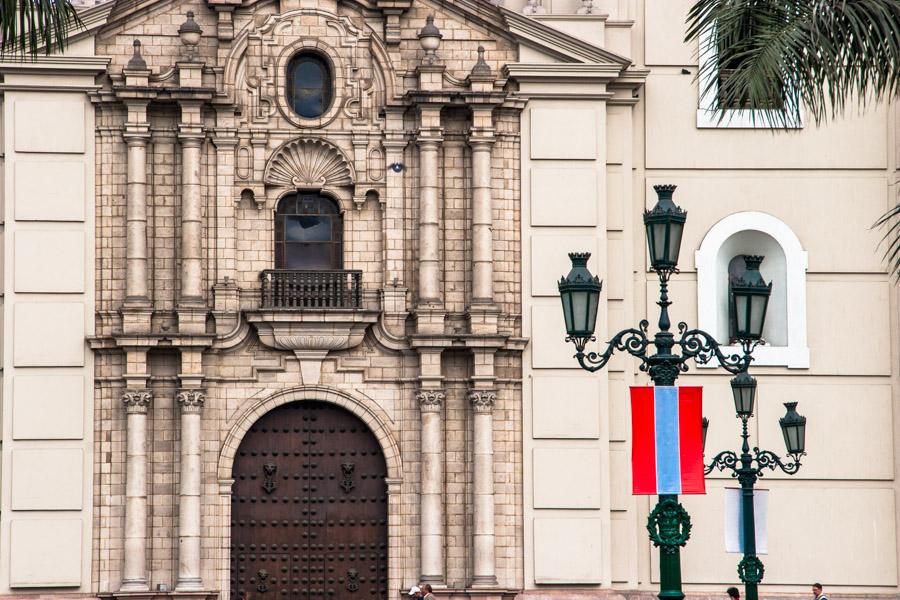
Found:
<box><xmin>275</xmin><ymin>193</ymin><xmax>342</xmax><ymax>270</ymax></box>
<box><xmin>286</xmin><ymin>52</ymin><xmax>333</xmax><ymax>119</ymax></box>
<box><xmin>717</xmin><ymin>21</ymin><xmax>785</xmax><ymax>110</ymax></box>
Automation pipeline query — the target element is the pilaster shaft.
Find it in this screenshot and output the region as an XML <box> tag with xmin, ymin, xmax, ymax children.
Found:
<box><xmin>176</xmin><ymin>389</ymin><xmax>205</xmax><ymax>590</ymax></box>
<box><xmin>121</xmin><ymin>389</ymin><xmax>152</xmax><ymax>592</ymax></box>
<box><xmin>417</xmin><ymin>135</ymin><xmax>441</xmax><ymax>303</ymax></box>
<box><xmin>179</xmin><ymin>134</ymin><xmax>204</xmax><ymax>303</ymax></box>
<box><xmin>469</xmin><ymin>135</ymin><xmax>495</xmax><ymax>303</ymax></box>
<box><xmin>417</xmin><ymin>388</ymin><xmax>445</xmax><ymax>583</ymax></box>
<box><xmin>470</xmin><ymin>389</ymin><xmax>498</xmax><ymax>586</ymax></box>
<box><xmin>125</xmin><ymin>134</ymin><xmax>150</xmax><ymax>303</ymax></box>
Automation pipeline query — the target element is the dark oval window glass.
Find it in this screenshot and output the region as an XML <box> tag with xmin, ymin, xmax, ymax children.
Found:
<box><xmin>286</xmin><ymin>53</ymin><xmax>333</xmax><ymax>119</ymax></box>
<box><xmin>275</xmin><ymin>193</ymin><xmax>342</xmax><ymax>270</ymax></box>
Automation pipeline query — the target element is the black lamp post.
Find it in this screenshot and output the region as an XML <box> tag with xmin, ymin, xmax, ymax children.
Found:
<box><xmin>704</xmin><ymin>381</ymin><xmax>806</xmax><ymax>600</ymax></box>
<box><xmin>558</xmin><ymin>185</ymin><xmax>772</xmax><ymax>600</ymax></box>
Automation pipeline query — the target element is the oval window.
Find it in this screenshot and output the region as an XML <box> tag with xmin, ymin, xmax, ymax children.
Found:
<box><xmin>286</xmin><ymin>53</ymin><xmax>333</xmax><ymax>119</ymax></box>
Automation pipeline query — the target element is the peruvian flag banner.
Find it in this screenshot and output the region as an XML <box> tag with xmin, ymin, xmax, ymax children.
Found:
<box><xmin>631</xmin><ymin>386</ymin><xmax>705</xmax><ymax>495</ymax></box>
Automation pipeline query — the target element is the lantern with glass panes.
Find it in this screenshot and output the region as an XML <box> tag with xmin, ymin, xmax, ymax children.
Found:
<box><xmin>556</xmin><ymin>184</ymin><xmax>788</xmax><ymax>600</ymax></box>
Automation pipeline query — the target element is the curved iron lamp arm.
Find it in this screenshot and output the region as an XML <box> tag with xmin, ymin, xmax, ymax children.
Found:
<box><xmin>753</xmin><ymin>448</ymin><xmax>803</xmax><ymax>476</ymax></box>
<box><xmin>570</xmin><ymin>320</ymin><xmax>652</xmax><ymax>373</ymax></box>
<box><xmin>677</xmin><ymin>324</ymin><xmax>757</xmax><ymax>374</ymax></box>
<box><xmin>705</xmin><ymin>450</ymin><xmax>739</xmax><ymax>476</ymax></box>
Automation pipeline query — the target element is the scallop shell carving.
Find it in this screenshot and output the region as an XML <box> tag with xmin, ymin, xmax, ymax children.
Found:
<box><xmin>264</xmin><ymin>138</ymin><xmax>354</xmax><ymax>189</ymax></box>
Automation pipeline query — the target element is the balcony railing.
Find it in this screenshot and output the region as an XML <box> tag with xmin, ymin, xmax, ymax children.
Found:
<box><xmin>260</xmin><ymin>269</ymin><xmax>363</xmax><ymax>309</ymax></box>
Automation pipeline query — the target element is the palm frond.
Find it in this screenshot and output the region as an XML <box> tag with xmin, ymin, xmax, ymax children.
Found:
<box><xmin>0</xmin><ymin>0</ymin><xmax>83</xmax><ymax>57</ymax></box>
<box><xmin>686</xmin><ymin>0</ymin><xmax>900</xmax><ymax>128</ymax></box>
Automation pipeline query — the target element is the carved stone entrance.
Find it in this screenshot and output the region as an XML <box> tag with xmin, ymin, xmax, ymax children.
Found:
<box><xmin>231</xmin><ymin>401</ymin><xmax>388</xmax><ymax>600</ymax></box>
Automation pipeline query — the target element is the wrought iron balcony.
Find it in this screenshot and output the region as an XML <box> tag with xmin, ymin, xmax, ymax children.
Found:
<box><xmin>260</xmin><ymin>269</ymin><xmax>363</xmax><ymax>309</ymax></box>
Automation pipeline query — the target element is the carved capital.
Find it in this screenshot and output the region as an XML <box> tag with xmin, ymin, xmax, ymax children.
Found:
<box><xmin>122</xmin><ymin>390</ymin><xmax>153</xmax><ymax>414</ymax></box>
<box><xmin>416</xmin><ymin>389</ymin><xmax>445</xmax><ymax>412</ymax></box>
<box><xmin>468</xmin><ymin>390</ymin><xmax>496</xmax><ymax>413</ymax></box>
<box><xmin>176</xmin><ymin>389</ymin><xmax>206</xmax><ymax>413</ymax></box>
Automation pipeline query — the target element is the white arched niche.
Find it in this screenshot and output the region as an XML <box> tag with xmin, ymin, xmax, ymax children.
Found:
<box><xmin>695</xmin><ymin>211</ymin><xmax>809</xmax><ymax>368</ymax></box>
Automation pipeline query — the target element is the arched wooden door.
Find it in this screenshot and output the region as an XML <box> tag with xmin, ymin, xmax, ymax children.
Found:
<box><xmin>231</xmin><ymin>401</ymin><xmax>388</xmax><ymax>600</ymax></box>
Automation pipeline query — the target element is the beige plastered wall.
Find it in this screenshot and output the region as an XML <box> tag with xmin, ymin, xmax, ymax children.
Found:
<box><xmin>520</xmin><ymin>0</ymin><xmax>900</xmax><ymax>596</ymax></box>
<box><xmin>0</xmin><ymin>36</ymin><xmax>105</xmax><ymax>593</ymax></box>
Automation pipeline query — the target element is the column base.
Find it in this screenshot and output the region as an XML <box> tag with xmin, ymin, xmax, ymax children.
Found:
<box><xmin>466</xmin><ymin>303</ymin><xmax>500</xmax><ymax>335</ymax></box>
<box><xmin>118</xmin><ymin>580</ymin><xmax>150</xmax><ymax>593</ymax></box>
<box><xmin>175</xmin><ymin>576</ymin><xmax>204</xmax><ymax>592</ymax></box>
<box><xmin>121</xmin><ymin>300</ymin><xmax>153</xmax><ymax>335</ymax></box>
<box><xmin>102</xmin><ymin>589</ymin><xmax>217</xmax><ymax>600</ymax></box>
<box><xmin>470</xmin><ymin>576</ymin><xmax>498</xmax><ymax>588</ymax></box>
<box><xmin>177</xmin><ymin>303</ymin><xmax>209</xmax><ymax>335</ymax></box>
<box><xmin>414</xmin><ymin>304</ymin><xmax>446</xmax><ymax>335</ymax></box>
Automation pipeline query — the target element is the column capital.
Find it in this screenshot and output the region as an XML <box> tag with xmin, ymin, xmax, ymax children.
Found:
<box><xmin>123</xmin><ymin>390</ymin><xmax>153</xmax><ymax>414</ymax></box>
<box><xmin>416</xmin><ymin>131</ymin><xmax>443</xmax><ymax>147</ymax></box>
<box><xmin>468</xmin><ymin>389</ymin><xmax>496</xmax><ymax>413</ymax></box>
<box><xmin>177</xmin><ymin>389</ymin><xmax>206</xmax><ymax>413</ymax></box>
<box><xmin>416</xmin><ymin>389</ymin><xmax>445</xmax><ymax>412</ymax></box>
<box><xmin>178</xmin><ymin>131</ymin><xmax>205</xmax><ymax>146</ymax></box>
<box><xmin>123</xmin><ymin>130</ymin><xmax>151</xmax><ymax>145</ymax></box>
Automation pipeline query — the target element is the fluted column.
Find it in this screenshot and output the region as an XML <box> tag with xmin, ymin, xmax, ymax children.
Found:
<box><xmin>121</xmin><ymin>390</ymin><xmax>152</xmax><ymax>591</ymax></box>
<box><xmin>124</xmin><ymin>133</ymin><xmax>150</xmax><ymax>303</ymax></box>
<box><xmin>176</xmin><ymin>389</ymin><xmax>205</xmax><ymax>590</ymax></box>
<box><xmin>417</xmin><ymin>389</ymin><xmax>445</xmax><ymax>583</ymax></box>
<box><xmin>469</xmin><ymin>134</ymin><xmax>494</xmax><ymax>303</ymax></box>
<box><xmin>470</xmin><ymin>390</ymin><xmax>498</xmax><ymax>586</ymax></box>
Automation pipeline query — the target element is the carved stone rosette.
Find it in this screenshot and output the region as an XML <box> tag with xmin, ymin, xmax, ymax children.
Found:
<box><xmin>468</xmin><ymin>390</ymin><xmax>497</xmax><ymax>413</ymax></box>
<box><xmin>416</xmin><ymin>390</ymin><xmax>445</xmax><ymax>413</ymax></box>
<box><xmin>122</xmin><ymin>390</ymin><xmax>153</xmax><ymax>414</ymax></box>
<box><xmin>176</xmin><ymin>390</ymin><xmax>206</xmax><ymax>413</ymax></box>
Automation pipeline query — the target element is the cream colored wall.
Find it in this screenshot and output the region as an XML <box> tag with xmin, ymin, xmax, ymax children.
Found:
<box><xmin>522</xmin><ymin>0</ymin><xmax>900</xmax><ymax>596</ymax></box>
<box><xmin>0</xmin><ymin>56</ymin><xmax>102</xmax><ymax>592</ymax></box>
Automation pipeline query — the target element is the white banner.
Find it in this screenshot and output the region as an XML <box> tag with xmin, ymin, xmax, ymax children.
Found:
<box><xmin>725</xmin><ymin>487</ymin><xmax>768</xmax><ymax>554</ymax></box>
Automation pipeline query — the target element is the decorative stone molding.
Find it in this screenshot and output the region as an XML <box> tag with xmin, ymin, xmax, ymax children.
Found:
<box><xmin>264</xmin><ymin>138</ymin><xmax>355</xmax><ymax>190</ymax></box>
<box><xmin>246</xmin><ymin>309</ymin><xmax>379</xmax><ymax>385</ymax></box>
<box><xmin>468</xmin><ymin>390</ymin><xmax>497</xmax><ymax>413</ymax></box>
<box><xmin>122</xmin><ymin>390</ymin><xmax>152</xmax><ymax>414</ymax></box>
<box><xmin>176</xmin><ymin>389</ymin><xmax>206</xmax><ymax>413</ymax></box>
<box><xmin>416</xmin><ymin>390</ymin><xmax>445</xmax><ymax>412</ymax></box>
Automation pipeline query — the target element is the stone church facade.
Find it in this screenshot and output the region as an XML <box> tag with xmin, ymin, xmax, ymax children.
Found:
<box><xmin>0</xmin><ymin>0</ymin><xmax>897</xmax><ymax>599</ymax></box>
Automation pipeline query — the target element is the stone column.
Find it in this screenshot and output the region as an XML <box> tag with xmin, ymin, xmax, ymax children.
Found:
<box><xmin>417</xmin><ymin>388</ymin><xmax>445</xmax><ymax>584</ymax></box>
<box><xmin>180</xmin><ymin>134</ymin><xmax>203</xmax><ymax>302</ymax></box>
<box><xmin>125</xmin><ymin>133</ymin><xmax>150</xmax><ymax>303</ymax></box>
<box><xmin>121</xmin><ymin>389</ymin><xmax>152</xmax><ymax>591</ymax></box>
<box><xmin>469</xmin><ymin>123</ymin><xmax>494</xmax><ymax>303</ymax></box>
<box><xmin>416</xmin><ymin>107</ymin><xmax>442</xmax><ymax>306</ymax></box>
<box><xmin>176</xmin><ymin>389</ymin><xmax>205</xmax><ymax>591</ymax></box>
<box><xmin>469</xmin><ymin>390</ymin><xmax>498</xmax><ymax>586</ymax></box>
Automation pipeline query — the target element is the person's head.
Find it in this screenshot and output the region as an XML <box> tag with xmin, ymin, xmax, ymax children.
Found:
<box><xmin>423</xmin><ymin>585</ymin><xmax>433</xmax><ymax>594</ymax></box>
<box><xmin>407</xmin><ymin>586</ymin><xmax>421</xmax><ymax>598</ymax></box>
<box><xmin>727</xmin><ymin>587</ymin><xmax>740</xmax><ymax>599</ymax></box>
<box><xmin>812</xmin><ymin>584</ymin><xmax>823</xmax><ymax>596</ymax></box>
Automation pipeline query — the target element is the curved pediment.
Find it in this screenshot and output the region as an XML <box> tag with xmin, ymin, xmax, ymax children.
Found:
<box><xmin>264</xmin><ymin>138</ymin><xmax>355</xmax><ymax>190</ymax></box>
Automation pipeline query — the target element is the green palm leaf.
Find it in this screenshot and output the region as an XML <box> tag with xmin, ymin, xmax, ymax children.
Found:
<box><xmin>0</xmin><ymin>0</ymin><xmax>83</xmax><ymax>57</ymax></box>
<box><xmin>686</xmin><ymin>0</ymin><xmax>900</xmax><ymax>278</ymax></box>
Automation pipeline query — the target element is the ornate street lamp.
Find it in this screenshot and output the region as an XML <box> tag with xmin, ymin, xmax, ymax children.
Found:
<box><xmin>705</xmin><ymin>396</ymin><xmax>807</xmax><ymax>600</ymax></box>
<box><xmin>558</xmin><ymin>184</ymin><xmax>770</xmax><ymax>600</ymax></box>
<box><xmin>730</xmin><ymin>255</ymin><xmax>772</xmax><ymax>341</ymax></box>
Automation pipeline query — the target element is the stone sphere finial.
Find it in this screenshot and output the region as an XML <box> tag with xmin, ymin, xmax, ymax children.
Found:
<box><xmin>418</xmin><ymin>15</ymin><xmax>442</xmax><ymax>65</ymax></box>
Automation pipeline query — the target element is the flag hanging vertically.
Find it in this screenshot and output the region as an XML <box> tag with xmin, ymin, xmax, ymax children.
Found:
<box><xmin>631</xmin><ymin>386</ymin><xmax>705</xmax><ymax>495</ymax></box>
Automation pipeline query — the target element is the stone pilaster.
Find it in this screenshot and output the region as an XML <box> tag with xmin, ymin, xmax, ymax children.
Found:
<box><xmin>468</xmin><ymin>107</ymin><xmax>499</xmax><ymax>334</ymax></box>
<box><xmin>417</xmin><ymin>388</ymin><xmax>446</xmax><ymax>584</ymax></box>
<box><xmin>175</xmin><ymin>389</ymin><xmax>206</xmax><ymax>591</ymax></box>
<box><xmin>178</xmin><ymin>101</ymin><xmax>207</xmax><ymax>334</ymax></box>
<box><xmin>120</xmin><ymin>389</ymin><xmax>152</xmax><ymax>591</ymax></box>
<box><xmin>122</xmin><ymin>99</ymin><xmax>152</xmax><ymax>334</ymax></box>
<box><xmin>469</xmin><ymin>389</ymin><xmax>498</xmax><ymax>586</ymax></box>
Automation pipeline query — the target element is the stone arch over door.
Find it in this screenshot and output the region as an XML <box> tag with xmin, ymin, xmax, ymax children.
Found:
<box><xmin>229</xmin><ymin>400</ymin><xmax>389</xmax><ymax>600</ymax></box>
<box><xmin>218</xmin><ymin>387</ymin><xmax>402</xmax><ymax>600</ymax></box>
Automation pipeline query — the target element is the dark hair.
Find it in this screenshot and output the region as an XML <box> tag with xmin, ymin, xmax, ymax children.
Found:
<box><xmin>727</xmin><ymin>587</ymin><xmax>740</xmax><ymax>599</ymax></box>
<box><xmin>424</xmin><ymin>585</ymin><xmax>433</xmax><ymax>593</ymax></box>
<box><xmin>813</xmin><ymin>584</ymin><xmax>823</xmax><ymax>590</ymax></box>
